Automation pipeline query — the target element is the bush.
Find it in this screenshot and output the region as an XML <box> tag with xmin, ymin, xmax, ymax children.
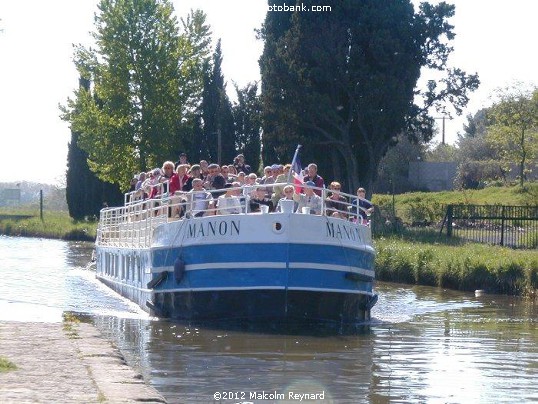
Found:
<box><xmin>454</xmin><ymin>160</ymin><xmax>506</xmax><ymax>190</ymax></box>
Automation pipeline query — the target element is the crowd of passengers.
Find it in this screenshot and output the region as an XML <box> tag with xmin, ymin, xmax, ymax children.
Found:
<box><xmin>128</xmin><ymin>152</ymin><xmax>373</xmax><ymax>222</ymax></box>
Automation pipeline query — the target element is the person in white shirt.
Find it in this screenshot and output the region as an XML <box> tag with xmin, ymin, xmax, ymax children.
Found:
<box><xmin>294</xmin><ymin>181</ymin><xmax>322</xmax><ymax>214</ymax></box>
<box><xmin>276</xmin><ymin>185</ymin><xmax>299</xmax><ymax>212</ymax></box>
<box><xmin>188</xmin><ymin>178</ymin><xmax>213</xmax><ymax>217</ymax></box>
<box><xmin>217</xmin><ymin>183</ymin><xmax>242</xmax><ymax>215</ymax></box>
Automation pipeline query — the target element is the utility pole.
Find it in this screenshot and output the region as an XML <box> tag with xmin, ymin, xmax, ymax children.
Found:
<box><xmin>433</xmin><ymin>115</ymin><xmax>453</xmax><ymax>145</ymax></box>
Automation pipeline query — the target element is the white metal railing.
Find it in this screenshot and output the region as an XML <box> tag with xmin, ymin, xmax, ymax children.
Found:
<box><xmin>97</xmin><ymin>181</ymin><xmax>372</xmax><ymax>248</ymax></box>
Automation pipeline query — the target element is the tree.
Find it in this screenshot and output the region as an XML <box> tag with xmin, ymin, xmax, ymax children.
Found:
<box><xmin>460</xmin><ymin>109</ymin><xmax>488</xmax><ymax>139</ymax></box>
<box><xmin>426</xmin><ymin>143</ymin><xmax>458</xmax><ymax>162</ymax></box>
<box><xmin>66</xmin><ymin>76</ymin><xmax>123</xmax><ymax>219</ymax></box>
<box><xmin>179</xmin><ymin>9</ymin><xmax>213</xmax><ymax>111</ymax></box>
<box><xmin>175</xmin><ymin>9</ymin><xmax>214</xmax><ymax>160</ymax></box>
<box><xmin>374</xmin><ymin>133</ymin><xmax>425</xmax><ymax>194</ymax></box>
<box><xmin>200</xmin><ymin>39</ymin><xmax>235</xmax><ymax>164</ymax></box>
<box><xmin>61</xmin><ymin>0</ymin><xmax>210</xmax><ymax>190</ymax></box>
<box><xmin>486</xmin><ymin>85</ymin><xmax>538</xmax><ymax>187</ymax></box>
<box><xmin>233</xmin><ymin>82</ymin><xmax>262</xmax><ymax>171</ymax></box>
<box><xmin>259</xmin><ymin>0</ymin><xmax>479</xmax><ymax>195</ymax></box>
<box><xmin>456</xmin><ymin>109</ymin><xmax>495</xmax><ymax>162</ymax></box>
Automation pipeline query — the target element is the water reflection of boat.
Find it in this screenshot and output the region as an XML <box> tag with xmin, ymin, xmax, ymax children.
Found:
<box><xmin>95</xmin><ymin>183</ymin><xmax>377</xmax><ymax>325</ymax></box>
<box><xmin>93</xmin><ymin>316</ymin><xmax>375</xmax><ymax>403</ymax></box>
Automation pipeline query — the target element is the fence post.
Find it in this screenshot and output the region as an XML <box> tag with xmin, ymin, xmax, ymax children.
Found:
<box><xmin>39</xmin><ymin>189</ymin><xmax>44</xmax><ymax>222</ymax></box>
<box><xmin>500</xmin><ymin>205</ymin><xmax>505</xmax><ymax>246</ymax></box>
<box><xmin>447</xmin><ymin>205</ymin><xmax>453</xmax><ymax>238</ymax></box>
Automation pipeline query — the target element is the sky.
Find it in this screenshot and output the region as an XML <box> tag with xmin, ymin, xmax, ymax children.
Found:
<box><xmin>0</xmin><ymin>0</ymin><xmax>536</xmax><ymax>185</ymax></box>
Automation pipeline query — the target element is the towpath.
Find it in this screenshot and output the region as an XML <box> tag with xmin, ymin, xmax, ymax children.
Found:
<box><xmin>0</xmin><ymin>321</ymin><xmax>166</xmax><ymax>403</ymax></box>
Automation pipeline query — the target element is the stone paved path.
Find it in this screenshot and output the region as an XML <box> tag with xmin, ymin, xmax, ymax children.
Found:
<box><xmin>0</xmin><ymin>321</ymin><xmax>166</xmax><ymax>403</ymax></box>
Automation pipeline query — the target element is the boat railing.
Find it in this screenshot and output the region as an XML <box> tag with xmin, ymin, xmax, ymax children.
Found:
<box><xmin>97</xmin><ymin>181</ymin><xmax>372</xmax><ymax>248</ymax></box>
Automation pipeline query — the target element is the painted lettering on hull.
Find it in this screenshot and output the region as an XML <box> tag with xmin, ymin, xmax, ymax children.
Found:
<box><xmin>326</xmin><ymin>222</ymin><xmax>363</xmax><ymax>242</ymax></box>
<box><xmin>187</xmin><ymin>220</ymin><xmax>240</xmax><ymax>239</ymax></box>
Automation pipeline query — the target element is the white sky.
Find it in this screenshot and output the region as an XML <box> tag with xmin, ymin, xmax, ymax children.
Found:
<box><xmin>0</xmin><ymin>0</ymin><xmax>536</xmax><ymax>184</ymax></box>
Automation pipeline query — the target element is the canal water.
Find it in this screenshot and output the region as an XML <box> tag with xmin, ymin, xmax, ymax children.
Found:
<box><xmin>1</xmin><ymin>235</ymin><xmax>536</xmax><ymax>403</ymax></box>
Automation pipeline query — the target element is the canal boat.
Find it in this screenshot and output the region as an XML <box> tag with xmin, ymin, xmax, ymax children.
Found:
<box><xmin>95</xmin><ymin>182</ymin><xmax>377</xmax><ymax>325</ymax></box>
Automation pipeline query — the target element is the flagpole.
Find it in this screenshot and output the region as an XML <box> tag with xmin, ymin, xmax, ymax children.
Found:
<box><xmin>288</xmin><ymin>144</ymin><xmax>302</xmax><ymax>183</ymax></box>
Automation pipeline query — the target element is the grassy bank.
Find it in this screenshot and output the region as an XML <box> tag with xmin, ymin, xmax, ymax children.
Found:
<box><xmin>372</xmin><ymin>183</ymin><xmax>538</xmax><ymax>225</ymax></box>
<box><xmin>375</xmin><ymin>236</ymin><xmax>538</xmax><ymax>296</ymax></box>
<box><xmin>0</xmin><ymin>208</ymin><xmax>96</xmax><ymax>241</ymax></box>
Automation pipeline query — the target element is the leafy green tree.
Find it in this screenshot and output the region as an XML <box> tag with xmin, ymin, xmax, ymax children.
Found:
<box><xmin>456</xmin><ymin>109</ymin><xmax>496</xmax><ymax>162</ymax></box>
<box><xmin>486</xmin><ymin>85</ymin><xmax>538</xmax><ymax>187</ymax></box>
<box><xmin>453</xmin><ymin>109</ymin><xmax>503</xmax><ymax>188</ymax></box>
<box><xmin>259</xmin><ymin>0</ymin><xmax>479</xmax><ymax>195</ymax></box>
<box><xmin>233</xmin><ymin>82</ymin><xmax>262</xmax><ymax>171</ymax></box>
<box><xmin>179</xmin><ymin>9</ymin><xmax>212</xmax><ymax>112</ymax></box>
<box><xmin>61</xmin><ymin>0</ymin><xmax>209</xmax><ymax>190</ymax></box>
<box><xmin>175</xmin><ymin>9</ymin><xmax>213</xmax><ymax>161</ymax></box>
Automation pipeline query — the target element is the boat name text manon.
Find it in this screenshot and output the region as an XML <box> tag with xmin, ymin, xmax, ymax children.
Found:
<box><xmin>326</xmin><ymin>222</ymin><xmax>363</xmax><ymax>242</ymax></box>
<box><xmin>187</xmin><ymin>219</ymin><xmax>240</xmax><ymax>239</ymax></box>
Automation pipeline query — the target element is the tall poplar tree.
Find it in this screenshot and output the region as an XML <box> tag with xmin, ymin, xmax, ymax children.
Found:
<box><xmin>233</xmin><ymin>82</ymin><xmax>262</xmax><ymax>171</ymax></box>
<box><xmin>176</xmin><ymin>9</ymin><xmax>213</xmax><ymax>159</ymax></box>
<box><xmin>200</xmin><ymin>40</ymin><xmax>235</xmax><ymax>164</ymax></box>
<box><xmin>260</xmin><ymin>0</ymin><xmax>479</xmax><ymax>194</ymax></box>
<box><xmin>66</xmin><ymin>77</ymin><xmax>123</xmax><ymax>219</ymax></box>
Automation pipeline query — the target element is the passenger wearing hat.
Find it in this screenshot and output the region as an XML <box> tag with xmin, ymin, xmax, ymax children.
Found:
<box><xmin>294</xmin><ymin>181</ymin><xmax>322</xmax><ymax>215</ymax></box>
<box><xmin>272</xmin><ymin>164</ymin><xmax>292</xmax><ymax>206</ymax></box>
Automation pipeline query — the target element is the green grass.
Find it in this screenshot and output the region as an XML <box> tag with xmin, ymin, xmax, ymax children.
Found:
<box><xmin>0</xmin><ymin>357</ymin><xmax>17</xmax><ymax>373</ymax></box>
<box><xmin>374</xmin><ymin>237</ymin><xmax>538</xmax><ymax>296</ymax></box>
<box><xmin>62</xmin><ymin>312</ymin><xmax>81</xmax><ymax>339</ymax></box>
<box><xmin>0</xmin><ymin>208</ymin><xmax>97</xmax><ymax>240</ymax></box>
<box><xmin>373</xmin><ymin>183</ymin><xmax>538</xmax><ymax>225</ymax></box>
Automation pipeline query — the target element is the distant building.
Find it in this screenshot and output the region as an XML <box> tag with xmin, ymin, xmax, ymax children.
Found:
<box><xmin>408</xmin><ymin>162</ymin><xmax>457</xmax><ymax>191</ymax></box>
<box><xmin>0</xmin><ymin>188</ymin><xmax>21</xmax><ymax>206</ymax></box>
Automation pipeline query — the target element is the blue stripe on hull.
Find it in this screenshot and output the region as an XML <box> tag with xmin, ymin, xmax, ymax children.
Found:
<box><xmin>152</xmin><ymin>243</ymin><xmax>374</xmax><ymax>270</ymax></box>
<box><xmin>153</xmin><ymin>267</ymin><xmax>372</xmax><ymax>293</ymax></box>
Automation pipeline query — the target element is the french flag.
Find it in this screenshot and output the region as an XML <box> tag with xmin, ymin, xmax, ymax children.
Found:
<box><xmin>291</xmin><ymin>145</ymin><xmax>304</xmax><ymax>192</ymax></box>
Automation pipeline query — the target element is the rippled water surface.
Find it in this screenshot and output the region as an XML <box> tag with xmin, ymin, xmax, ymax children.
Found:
<box><xmin>1</xmin><ymin>235</ymin><xmax>537</xmax><ymax>403</ymax></box>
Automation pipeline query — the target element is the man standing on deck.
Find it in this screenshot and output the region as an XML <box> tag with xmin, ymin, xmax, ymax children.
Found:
<box><xmin>303</xmin><ymin>163</ymin><xmax>325</xmax><ymax>196</ymax></box>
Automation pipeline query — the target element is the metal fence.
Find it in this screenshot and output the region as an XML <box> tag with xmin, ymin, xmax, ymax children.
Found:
<box><xmin>441</xmin><ymin>205</ymin><xmax>538</xmax><ymax>249</ymax></box>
